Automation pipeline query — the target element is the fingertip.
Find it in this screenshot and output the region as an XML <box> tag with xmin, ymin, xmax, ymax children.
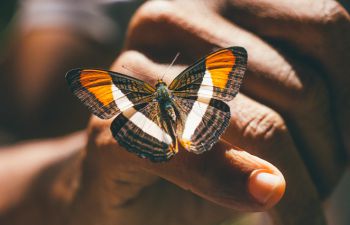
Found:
<box><xmin>248</xmin><ymin>169</ymin><xmax>286</xmax><ymax>209</ymax></box>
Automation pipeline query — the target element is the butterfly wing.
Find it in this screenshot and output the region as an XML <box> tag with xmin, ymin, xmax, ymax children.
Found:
<box><xmin>66</xmin><ymin>69</ymin><xmax>155</xmax><ymax>119</ymax></box>
<box><xmin>169</xmin><ymin>47</ymin><xmax>247</xmax><ymax>153</ymax></box>
<box><xmin>173</xmin><ymin>96</ymin><xmax>230</xmax><ymax>153</ymax></box>
<box><xmin>111</xmin><ymin>102</ymin><xmax>178</xmax><ymax>162</ymax></box>
<box><xmin>169</xmin><ymin>47</ymin><xmax>247</xmax><ymax>101</ymax></box>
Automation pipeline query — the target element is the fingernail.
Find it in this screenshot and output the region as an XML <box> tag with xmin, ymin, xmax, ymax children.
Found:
<box><xmin>248</xmin><ymin>170</ymin><xmax>285</xmax><ymax>207</ymax></box>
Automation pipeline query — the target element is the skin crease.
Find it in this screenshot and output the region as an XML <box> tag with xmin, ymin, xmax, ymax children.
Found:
<box><xmin>0</xmin><ymin>0</ymin><xmax>349</xmax><ymax>225</ymax></box>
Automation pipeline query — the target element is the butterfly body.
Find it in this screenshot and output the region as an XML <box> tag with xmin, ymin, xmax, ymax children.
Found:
<box><xmin>154</xmin><ymin>80</ymin><xmax>180</xmax><ymax>155</ymax></box>
<box><xmin>66</xmin><ymin>47</ymin><xmax>247</xmax><ymax>162</ymax></box>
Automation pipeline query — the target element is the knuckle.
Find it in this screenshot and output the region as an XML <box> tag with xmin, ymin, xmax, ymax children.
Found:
<box><xmin>127</xmin><ymin>0</ymin><xmax>185</xmax><ymax>51</ymax></box>
<box><xmin>314</xmin><ymin>0</ymin><xmax>349</xmax><ymax>25</ymax></box>
<box><xmin>242</xmin><ymin>107</ymin><xmax>286</xmax><ymax>141</ymax></box>
<box><xmin>131</xmin><ymin>0</ymin><xmax>177</xmax><ymax>24</ymax></box>
<box><xmin>112</xmin><ymin>50</ymin><xmax>147</xmax><ymax>70</ymax></box>
<box><xmin>322</xmin><ymin>1</ymin><xmax>347</xmax><ymax>23</ymax></box>
<box><xmin>113</xmin><ymin>50</ymin><xmax>159</xmax><ymax>83</ymax></box>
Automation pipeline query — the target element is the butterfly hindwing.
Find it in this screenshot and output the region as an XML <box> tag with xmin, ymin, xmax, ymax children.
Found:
<box><xmin>111</xmin><ymin>102</ymin><xmax>177</xmax><ymax>162</ymax></box>
<box><xmin>66</xmin><ymin>69</ymin><xmax>155</xmax><ymax>119</ymax></box>
<box><xmin>174</xmin><ymin>96</ymin><xmax>230</xmax><ymax>154</ymax></box>
<box><xmin>169</xmin><ymin>47</ymin><xmax>247</xmax><ymax>101</ymax></box>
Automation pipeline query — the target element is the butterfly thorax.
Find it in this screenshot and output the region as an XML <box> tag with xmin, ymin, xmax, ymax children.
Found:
<box><xmin>155</xmin><ymin>80</ymin><xmax>172</xmax><ymax>106</ymax></box>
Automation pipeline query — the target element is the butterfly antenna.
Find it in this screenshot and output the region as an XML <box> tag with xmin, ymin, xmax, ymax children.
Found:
<box><xmin>122</xmin><ymin>65</ymin><xmax>145</xmax><ymax>77</ymax></box>
<box><xmin>161</xmin><ymin>52</ymin><xmax>180</xmax><ymax>80</ymax></box>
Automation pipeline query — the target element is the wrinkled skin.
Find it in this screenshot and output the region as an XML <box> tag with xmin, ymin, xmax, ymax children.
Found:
<box><xmin>0</xmin><ymin>1</ymin><xmax>349</xmax><ymax>225</ymax></box>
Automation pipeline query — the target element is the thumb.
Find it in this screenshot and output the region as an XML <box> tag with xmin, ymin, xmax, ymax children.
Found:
<box><xmin>140</xmin><ymin>139</ymin><xmax>285</xmax><ymax>211</ymax></box>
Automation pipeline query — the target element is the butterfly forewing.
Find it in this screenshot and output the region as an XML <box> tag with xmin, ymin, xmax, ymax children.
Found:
<box><xmin>66</xmin><ymin>69</ymin><xmax>155</xmax><ymax>119</ymax></box>
<box><xmin>169</xmin><ymin>47</ymin><xmax>247</xmax><ymax>101</ymax></box>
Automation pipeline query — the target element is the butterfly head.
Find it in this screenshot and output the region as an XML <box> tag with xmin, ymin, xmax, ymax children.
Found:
<box><xmin>155</xmin><ymin>79</ymin><xmax>167</xmax><ymax>88</ymax></box>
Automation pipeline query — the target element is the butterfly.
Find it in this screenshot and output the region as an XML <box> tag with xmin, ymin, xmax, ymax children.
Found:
<box><xmin>66</xmin><ymin>47</ymin><xmax>247</xmax><ymax>162</ymax></box>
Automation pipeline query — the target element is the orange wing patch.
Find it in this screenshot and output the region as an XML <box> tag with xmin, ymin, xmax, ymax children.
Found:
<box><xmin>205</xmin><ymin>49</ymin><xmax>236</xmax><ymax>89</ymax></box>
<box><xmin>79</xmin><ymin>70</ymin><xmax>114</xmax><ymax>107</ymax></box>
<box><xmin>180</xmin><ymin>139</ymin><xmax>192</xmax><ymax>150</ymax></box>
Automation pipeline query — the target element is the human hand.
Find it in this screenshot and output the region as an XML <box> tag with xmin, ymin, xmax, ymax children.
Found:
<box><xmin>71</xmin><ymin>0</ymin><xmax>350</xmax><ymax>225</ymax></box>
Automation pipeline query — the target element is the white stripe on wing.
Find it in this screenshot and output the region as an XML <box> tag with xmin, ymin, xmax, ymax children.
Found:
<box><xmin>129</xmin><ymin>111</ymin><xmax>173</xmax><ymax>145</ymax></box>
<box><xmin>111</xmin><ymin>83</ymin><xmax>134</xmax><ymax>112</ymax></box>
<box><xmin>181</xmin><ymin>70</ymin><xmax>213</xmax><ymax>144</ymax></box>
<box><xmin>112</xmin><ymin>83</ymin><xmax>172</xmax><ymax>145</ymax></box>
